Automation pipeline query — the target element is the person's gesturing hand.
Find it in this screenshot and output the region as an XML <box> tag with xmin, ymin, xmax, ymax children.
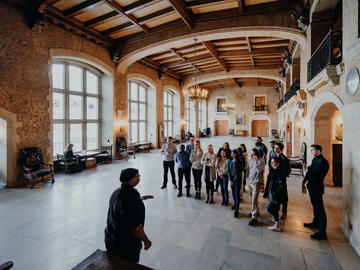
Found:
<box><xmin>144</xmin><ymin>239</ymin><xmax>152</xmax><ymax>250</ymax></box>
<box><xmin>142</xmin><ymin>195</ymin><xmax>154</xmax><ymax>200</ymax></box>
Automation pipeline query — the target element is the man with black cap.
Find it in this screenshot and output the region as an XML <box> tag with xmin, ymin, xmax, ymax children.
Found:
<box><xmin>104</xmin><ymin>168</ymin><xmax>153</xmax><ymax>263</ymax></box>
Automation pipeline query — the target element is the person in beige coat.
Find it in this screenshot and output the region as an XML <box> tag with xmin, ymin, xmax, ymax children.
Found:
<box><xmin>215</xmin><ymin>149</ymin><xmax>229</xmax><ymax>205</ymax></box>
<box><xmin>202</xmin><ymin>144</ymin><xmax>216</xmax><ymax>204</ymax></box>
<box><xmin>190</xmin><ymin>140</ymin><xmax>204</xmax><ymax>199</ymax></box>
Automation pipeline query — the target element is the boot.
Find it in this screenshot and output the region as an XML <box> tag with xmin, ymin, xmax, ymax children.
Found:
<box><xmin>209</xmin><ymin>197</ymin><xmax>214</xmax><ymax>204</ymax></box>
<box><xmin>206</xmin><ymin>195</ymin><xmax>210</xmax><ymax>203</ymax></box>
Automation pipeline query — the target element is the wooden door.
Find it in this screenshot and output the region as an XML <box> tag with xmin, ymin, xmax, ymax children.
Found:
<box><xmin>332</xmin><ymin>144</ymin><xmax>342</xmax><ymax>187</ymax></box>
<box><xmin>286</xmin><ymin>121</ymin><xmax>292</xmax><ymax>157</ymax></box>
<box><xmin>251</xmin><ymin>120</ymin><xmax>268</xmax><ymax>137</ymax></box>
<box><xmin>215</xmin><ymin>120</ymin><xmax>229</xmax><ymax>136</ymax></box>
<box><xmin>255</xmin><ymin>96</ymin><xmax>265</xmax><ymax>106</ymax></box>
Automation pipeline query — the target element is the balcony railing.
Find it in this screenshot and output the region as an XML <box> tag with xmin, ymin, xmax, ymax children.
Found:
<box><xmin>284</xmin><ymin>92</ymin><xmax>290</xmax><ymax>103</ymax></box>
<box><xmin>277</xmin><ymin>99</ymin><xmax>283</xmax><ymax>109</ymax></box>
<box><xmin>290</xmin><ymin>79</ymin><xmax>300</xmax><ymax>98</ymax></box>
<box><xmin>253</xmin><ymin>105</ymin><xmax>268</xmax><ymax>111</ymax></box>
<box><xmin>307</xmin><ymin>30</ymin><xmax>342</xmax><ymax>83</ymax></box>
<box><xmin>215</xmin><ymin>106</ymin><xmax>227</xmax><ymax>113</ymax></box>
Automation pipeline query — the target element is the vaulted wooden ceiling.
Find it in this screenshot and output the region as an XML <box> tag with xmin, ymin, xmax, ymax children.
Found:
<box><xmin>7</xmin><ymin>0</ymin><xmax>300</xmax><ymax>88</ymax></box>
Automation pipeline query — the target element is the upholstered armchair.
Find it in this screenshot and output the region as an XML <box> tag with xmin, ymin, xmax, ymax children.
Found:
<box><xmin>18</xmin><ymin>147</ymin><xmax>55</xmax><ymax>188</ymax></box>
<box><xmin>95</xmin><ymin>145</ymin><xmax>113</xmax><ymax>164</ymax></box>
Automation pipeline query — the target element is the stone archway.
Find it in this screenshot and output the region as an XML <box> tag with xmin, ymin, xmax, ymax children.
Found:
<box><xmin>0</xmin><ymin>107</ymin><xmax>21</xmax><ymax>187</ymax></box>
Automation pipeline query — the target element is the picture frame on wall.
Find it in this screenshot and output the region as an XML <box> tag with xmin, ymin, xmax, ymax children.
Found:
<box><xmin>236</xmin><ymin>115</ymin><xmax>245</xmax><ymax>125</ymax></box>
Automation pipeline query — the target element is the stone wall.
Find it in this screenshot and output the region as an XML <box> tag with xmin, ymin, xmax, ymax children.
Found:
<box><xmin>0</xmin><ymin>3</ymin><xmax>115</xmax><ymax>186</ymax></box>
<box><xmin>208</xmin><ymin>86</ymin><xmax>279</xmax><ymax>137</ymax></box>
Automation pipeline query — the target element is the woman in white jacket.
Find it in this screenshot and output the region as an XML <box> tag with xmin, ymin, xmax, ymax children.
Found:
<box><xmin>190</xmin><ymin>140</ymin><xmax>204</xmax><ymax>199</ymax></box>
<box><xmin>215</xmin><ymin>149</ymin><xmax>229</xmax><ymax>205</ymax></box>
<box><xmin>202</xmin><ymin>144</ymin><xmax>216</xmax><ymax>204</ymax></box>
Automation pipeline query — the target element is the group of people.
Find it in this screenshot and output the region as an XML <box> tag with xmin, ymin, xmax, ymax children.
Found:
<box><xmin>103</xmin><ymin>136</ymin><xmax>330</xmax><ymax>264</ymax></box>
<box><xmin>160</xmin><ymin>136</ymin><xmax>330</xmax><ymax>238</ymax></box>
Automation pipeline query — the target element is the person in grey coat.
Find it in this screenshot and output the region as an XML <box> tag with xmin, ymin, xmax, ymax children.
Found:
<box><xmin>160</xmin><ymin>136</ymin><xmax>177</xmax><ymax>189</ymax></box>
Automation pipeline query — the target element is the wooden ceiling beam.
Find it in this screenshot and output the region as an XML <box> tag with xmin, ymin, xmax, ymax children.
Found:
<box><xmin>250</xmin><ymin>56</ymin><xmax>255</xmax><ymax>67</ymax></box>
<box><xmin>236</xmin><ymin>0</ymin><xmax>244</xmax><ymax>12</ymax></box>
<box><xmin>63</xmin><ymin>0</ymin><xmax>102</xmax><ymax>17</ymax></box>
<box><xmin>103</xmin><ymin>0</ymin><xmax>150</xmax><ymax>33</ymax></box>
<box><xmin>219</xmin><ymin>47</ymin><xmax>288</xmax><ymax>58</ymax></box>
<box><xmin>99</xmin><ymin>7</ymin><xmax>173</xmax><ymax>35</ymax></box>
<box><xmin>38</xmin><ymin>0</ymin><xmax>61</xmax><ymax>13</ymax></box>
<box><xmin>233</xmin><ymin>78</ymin><xmax>242</xmax><ymax>89</ymax></box>
<box><xmin>123</xmin><ymin>0</ymin><xmax>159</xmax><ymax>14</ymax></box>
<box><xmin>164</xmin><ymin>54</ymin><xmax>210</xmax><ymax>69</ymax></box>
<box><xmin>202</xmin><ymin>41</ymin><xmax>229</xmax><ymax>72</ymax></box>
<box><xmin>45</xmin><ymin>7</ymin><xmax>114</xmax><ymax>47</ymax></box>
<box><xmin>167</xmin><ymin>0</ymin><xmax>194</xmax><ymax>30</ymax></box>
<box><xmin>185</xmin><ymin>0</ymin><xmax>224</xmax><ymax>7</ymax></box>
<box><xmin>84</xmin><ymin>11</ymin><xmax>118</xmax><ymax>27</ymax></box>
<box><xmin>245</xmin><ymin>37</ymin><xmax>252</xmax><ymax>52</ymax></box>
<box><xmin>139</xmin><ymin>58</ymin><xmax>181</xmax><ymax>80</ymax></box>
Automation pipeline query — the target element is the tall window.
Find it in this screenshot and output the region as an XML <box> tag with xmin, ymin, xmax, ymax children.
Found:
<box><xmin>128</xmin><ymin>80</ymin><xmax>148</xmax><ymax>143</ymax></box>
<box><xmin>185</xmin><ymin>98</ymin><xmax>196</xmax><ymax>134</ymax></box>
<box><xmin>199</xmin><ymin>101</ymin><xmax>206</xmax><ymax>130</ymax></box>
<box><xmin>52</xmin><ymin>61</ymin><xmax>101</xmax><ymax>156</ymax></box>
<box><xmin>164</xmin><ymin>90</ymin><xmax>174</xmax><ymax>137</ymax></box>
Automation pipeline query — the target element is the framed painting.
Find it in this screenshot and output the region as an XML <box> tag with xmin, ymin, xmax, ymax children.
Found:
<box><xmin>236</xmin><ymin>115</ymin><xmax>245</xmax><ymax>125</ymax></box>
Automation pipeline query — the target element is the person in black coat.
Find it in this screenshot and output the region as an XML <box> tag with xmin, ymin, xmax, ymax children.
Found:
<box><xmin>104</xmin><ymin>168</ymin><xmax>153</xmax><ymax>263</ymax></box>
<box><xmin>302</xmin><ymin>144</ymin><xmax>329</xmax><ymax>240</ymax></box>
<box><xmin>264</xmin><ymin>157</ymin><xmax>286</xmax><ymax>232</ymax></box>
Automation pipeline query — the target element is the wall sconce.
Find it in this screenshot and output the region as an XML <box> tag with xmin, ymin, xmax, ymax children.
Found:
<box><xmin>226</xmin><ymin>103</ymin><xmax>235</xmax><ymax>110</ymax></box>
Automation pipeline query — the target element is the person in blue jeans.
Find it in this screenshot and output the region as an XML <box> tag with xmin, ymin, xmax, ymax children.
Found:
<box><xmin>215</xmin><ymin>149</ymin><xmax>229</xmax><ymax>205</ymax></box>
<box><xmin>228</xmin><ymin>149</ymin><xmax>243</xmax><ymax>217</ymax></box>
<box><xmin>175</xmin><ymin>144</ymin><xmax>191</xmax><ymax>197</ymax></box>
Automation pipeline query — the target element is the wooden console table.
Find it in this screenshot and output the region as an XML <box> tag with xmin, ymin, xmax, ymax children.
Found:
<box><xmin>71</xmin><ymin>249</ymin><xmax>153</xmax><ymax>270</ymax></box>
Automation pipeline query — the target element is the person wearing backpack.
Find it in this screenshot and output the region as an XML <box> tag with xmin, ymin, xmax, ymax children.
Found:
<box><xmin>274</xmin><ymin>142</ymin><xmax>291</xmax><ymax>220</ymax></box>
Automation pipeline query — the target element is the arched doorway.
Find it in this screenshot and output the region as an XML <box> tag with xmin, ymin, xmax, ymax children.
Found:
<box><xmin>0</xmin><ymin>118</ymin><xmax>7</xmax><ymax>189</ymax></box>
<box><xmin>314</xmin><ymin>102</ymin><xmax>343</xmax><ymax>187</ymax></box>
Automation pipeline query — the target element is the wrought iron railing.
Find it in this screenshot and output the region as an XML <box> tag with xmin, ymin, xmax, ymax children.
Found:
<box><xmin>215</xmin><ymin>106</ymin><xmax>227</xmax><ymax>112</ymax></box>
<box><xmin>253</xmin><ymin>105</ymin><xmax>268</xmax><ymax>111</ymax></box>
<box><xmin>284</xmin><ymin>92</ymin><xmax>290</xmax><ymax>103</ymax></box>
<box><xmin>277</xmin><ymin>99</ymin><xmax>283</xmax><ymax>109</ymax></box>
<box><xmin>290</xmin><ymin>79</ymin><xmax>300</xmax><ymax>98</ymax></box>
<box><xmin>307</xmin><ymin>30</ymin><xmax>342</xmax><ymax>83</ymax></box>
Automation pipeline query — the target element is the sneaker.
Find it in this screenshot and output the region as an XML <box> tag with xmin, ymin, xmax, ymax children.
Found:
<box><xmin>304</xmin><ymin>222</ymin><xmax>317</xmax><ymax>229</ymax></box>
<box><xmin>248</xmin><ymin>218</ymin><xmax>257</xmax><ymax>226</ymax></box>
<box><xmin>161</xmin><ymin>185</ymin><xmax>167</xmax><ymax>189</ymax></box>
<box><xmin>310</xmin><ymin>232</ymin><xmax>327</xmax><ymax>240</ymax></box>
<box><xmin>268</xmin><ymin>224</ymin><xmax>281</xmax><ymax>232</ymax></box>
<box><xmin>280</xmin><ymin>214</ymin><xmax>287</xmax><ymax>220</ymax></box>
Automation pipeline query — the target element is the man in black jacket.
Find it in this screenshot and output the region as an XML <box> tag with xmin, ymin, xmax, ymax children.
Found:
<box><xmin>104</xmin><ymin>168</ymin><xmax>153</xmax><ymax>262</ymax></box>
<box><xmin>302</xmin><ymin>144</ymin><xmax>329</xmax><ymax>240</ymax></box>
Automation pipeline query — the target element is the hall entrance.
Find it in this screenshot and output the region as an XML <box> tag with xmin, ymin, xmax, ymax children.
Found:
<box><xmin>251</xmin><ymin>120</ymin><xmax>268</xmax><ymax>137</ymax></box>
<box><xmin>314</xmin><ymin>103</ymin><xmax>343</xmax><ymax>187</ymax></box>
<box><xmin>215</xmin><ymin>120</ymin><xmax>229</xmax><ymax>136</ymax></box>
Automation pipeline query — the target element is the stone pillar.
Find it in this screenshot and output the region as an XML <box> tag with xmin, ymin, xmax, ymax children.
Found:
<box><xmin>113</xmin><ymin>72</ymin><xmax>127</xmax><ymax>157</ymax></box>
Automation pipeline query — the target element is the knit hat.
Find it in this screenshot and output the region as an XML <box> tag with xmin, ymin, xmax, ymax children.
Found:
<box><xmin>119</xmin><ymin>168</ymin><xmax>139</xmax><ymax>182</ymax></box>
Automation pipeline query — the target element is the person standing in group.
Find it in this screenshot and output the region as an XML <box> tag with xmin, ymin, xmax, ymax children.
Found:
<box><xmin>215</xmin><ymin>142</ymin><xmax>232</xmax><ymax>192</ymax></box>
<box><xmin>201</xmin><ymin>144</ymin><xmax>216</xmax><ymax>204</ymax></box>
<box><xmin>274</xmin><ymin>142</ymin><xmax>291</xmax><ymax>219</ymax></box>
<box><xmin>246</xmin><ymin>148</ymin><xmax>265</xmax><ymax>225</ymax></box>
<box><xmin>190</xmin><ymin>140</ymin><xmax>204</xmax><ymax>199</ymax></box>
<box><xmin>160</xmin><ymin>136</ymin><xmax>177</xmax><ymax>189</ymax></box>
<box><xmin>264</xmin><ymin>157</ymin><xmax>286</xmax><ymax>232</ymax></box>
<box><xmin>302</xmin><ymin>144</ymin><xmax>329</xmax><ymax>240</ymax></box>
<box><xmin>228</xmin><ymin>149</ymin><xmax>243</xmax><ymax>218</ymax></box>
<box><xmin>254</xmin><ymin>137</ymin><xmax>268</xmax><ymax>191</ymax></box>
<box><xmin>239</xmin><ymin>144</ymin><xmax>248</xmax><ymax>192</ymax></box>
<box><xmin>268</xmin><ymin>141</ymin><xmax>277</xmax><ymax>169</ymax></box>
<box><xmin>104</xmin><ymin>168</ymin><xmax>153</xmax><ymax>263</ymax></box>
<box><xmin>175</xmin><ymin>144</ymin><xmax>191</xmax><ymax>197</ymax></box>
<box><xmin>216</xmin><ymin>149</ymin><xmax>229</xmax><ymax>206</ymax></box>
<box><xmin>186</xmin><ymin>136</ymin><xmax>195</xmax><ymax>190</ymax></box>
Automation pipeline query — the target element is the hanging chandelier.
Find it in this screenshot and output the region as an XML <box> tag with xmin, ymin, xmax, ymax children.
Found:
<box><xmin>182</xmin><ymin>39</ymin><xmax>209</xmax><ymax>102</ymax></box>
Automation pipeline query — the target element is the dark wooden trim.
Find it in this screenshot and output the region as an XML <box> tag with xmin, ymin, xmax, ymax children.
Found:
<box><xmin>63</xmin><ymin>0</ymin><xmax>102</xmax><ymax>17</ymax></box>
<box><xmin>202</xmin><ymin>41</ymin><xmax>228</xmax><ymax>72</ymax></box>
<box><xmin>164</xmin><ymin>54</ymin><xmax>211</xmax><ymax>68</ymax></box>
<box><xmin>38</xmin><ymin>0</ymin><xmax>61</xmax><ymax>13</ymax></box>
<box><xmin>103</xmin><ymin>0</ymin><xmax>150</xmax><ymax>33</ymax></box>
<box><xmin>236</xmin><ymin>0</ymin><xmax>244</xmax><ymax>12</ymax></box>
<box><xmin>219</xmin><ymin>47</ymin><xmax>287</xmax><ymax>57</ymax></box>
<box><xmin>167</xmin><ymin>0</ymin><xmax>194</xmax><ymax>29</ymax></box>
<box><xmin>233</xmin><ymin>78</ymin><xmax>242</xmax><ymax>88</ymax></box>
<box><xmin>84</xmin><ymin>11</ymin><xmax>118</xmax><ymax>27</ymax></box>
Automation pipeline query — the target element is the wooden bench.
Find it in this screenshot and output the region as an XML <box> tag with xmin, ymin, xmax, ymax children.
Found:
<box><xmin>234</xmin><ymin>130</ymin><xmax>247</xmax><ymax>136</ymax></box>
<box><xmin>71</xmin><ymin>249</ymin><xmax>153</xmax><ymax>270</ymax></box>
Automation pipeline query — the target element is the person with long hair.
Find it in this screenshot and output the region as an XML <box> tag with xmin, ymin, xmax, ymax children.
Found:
<box><xmin>239</xmin><ymin>144</ymin><xmax>248</xmax><ymax>192</ymax></box>
<box><xmin>247</xmin><ymin>148</ymin><xmax>265</xmax><ymax>226</ymax></box>
<box><xmin>175</xmin><ymin>144</ymin><xmax>191</xmax><ymax>197</ymax></box>
<box><xmin>190</xmin><ymin>140</ymin><xmax>204</xmax><ymax>199</ymax></box>
<box><xmin>215</xmin><ymin>142</ymin><xmax>232</xmax><ymax>192</ymax></box>
<box><xmin>216</xmin><ymin>149</ymin><xmax>229</xmax><ymax>206</ymax></box>
<box><xmin>201</xmin><ymin>144</ymin><xmax>216</xmax><ymax>203</ymax></box>
<box><xmin>228</xmin><ymin>149</ymin><xmax>243</xmax><ymax>217</ymax></box>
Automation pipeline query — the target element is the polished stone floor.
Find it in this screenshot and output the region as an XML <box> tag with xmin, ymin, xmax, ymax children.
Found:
<box><xmin>1</xmin><ymin>136</ymin><xmax>359</xmax><ymax>270</ymax></box>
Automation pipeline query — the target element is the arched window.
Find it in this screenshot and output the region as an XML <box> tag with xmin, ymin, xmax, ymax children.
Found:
<box><xmin>164</xmin><ymin>90</ymin><xmax>174</xmax><ymax>137</ymax></box>
<box><xmin>128</xmin><ymin>80</ymin><xmax>148</xmax><ymax>143</ymax></box>
<box><xmin>52</xmin><ymin>61</ymin><xmax>101</xmax><ymax>156</ymax></box>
